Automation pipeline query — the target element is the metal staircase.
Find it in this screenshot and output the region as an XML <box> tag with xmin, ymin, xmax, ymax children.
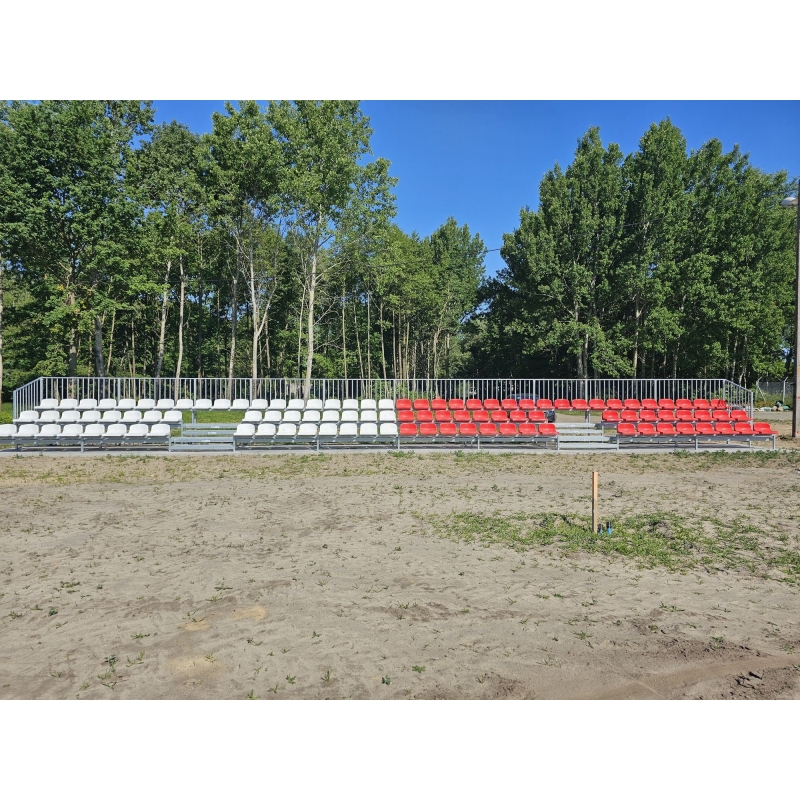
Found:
<box><xmin>554</xmin><ymin>422</ymin><xmax>618</xmax><ymax>451</ymax></box>
<box><xmin>170</xmin><ymin>423</ymin><xmax>237</xmax><ymax>452</ymax></box>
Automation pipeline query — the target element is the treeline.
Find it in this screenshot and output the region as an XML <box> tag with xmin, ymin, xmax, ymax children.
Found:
<box><xmin>0</xmin><ymin>101</ymin><xmax>485</xmax><ymax>400</ymax></box>
<box><xmin>470</xmin><ymin>121</ymin><xmax>796</xmax><ymax>384</ymax></box>
<box><xmin>0</xmin><ymin>105</ymin><xmax>796</xmax><ymax>400</ymax></box>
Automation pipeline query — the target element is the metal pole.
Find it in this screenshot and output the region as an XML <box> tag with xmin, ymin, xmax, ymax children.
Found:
<box><xmin>794</xmin><ymin>179</ymin><xmax>800</xmax><ymax>437</ymax></box>
<box><xmin>591</xmin><ymin>471</ymin><xmax>599</xmax><ymax>534</ymax></box>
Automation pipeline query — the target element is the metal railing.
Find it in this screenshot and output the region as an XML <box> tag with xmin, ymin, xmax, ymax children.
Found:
<box><xmin>12</xmin><ymin>376</ymin><xmax>754</xmax><ymax>419</ymax></box>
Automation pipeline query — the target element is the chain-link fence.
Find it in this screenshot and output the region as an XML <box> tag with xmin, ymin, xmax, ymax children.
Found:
<box><xmin>754</xmin><ymin>380</ymin><xmax>794</xmax><ymax>404</ymax></box>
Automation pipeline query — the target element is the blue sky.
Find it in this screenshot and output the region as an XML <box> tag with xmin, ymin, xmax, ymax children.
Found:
<box><xmin>153</xmin><ymin>100</ymin><xmax>800</xmax><ymax>276</ymax></box>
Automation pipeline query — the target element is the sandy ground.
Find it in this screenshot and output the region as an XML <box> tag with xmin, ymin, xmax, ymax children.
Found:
<box><xmin>1</xmin><ymin>449</ymin><xmax>799</xmax><ymax>700</ymax></box>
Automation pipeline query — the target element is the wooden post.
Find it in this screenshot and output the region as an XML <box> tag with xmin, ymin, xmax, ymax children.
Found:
<box><xmin>592</xmin><ymin>471</ymin><xmax>599</xmax><ymax>534</ymax></box>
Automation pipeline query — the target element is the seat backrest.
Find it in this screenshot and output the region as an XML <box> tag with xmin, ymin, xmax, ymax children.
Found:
<box><xmin>554</xmin><ymin>399</ymin><xmax>571</xmax><ymax>410</ymax></box>
<box><xmin>395</xmin><ymin>398</ymin><xmax>412</xmax><ymax>410</ymax></box>
<box><xmin>342</xmin><ymin>398</ymin><xmax>359</xmax><ymax>410</ymax></box>
<box><xmin>637</xmin><ymin>423</ymin><xmax>656</xmax><ymax>436</ymax></box>
<box><xmin>472</xmin><ymin>410</ymin><xmax>489</xmax><ymax>422</ymax></box>
<box><xmin>97</xmin><ymin>398</ymin><xmax>117</xmax><ymax>410</ymax></box>
<box><xmin>380</xmin><ymin>422</ymin><xmax>398</xmax><ymax>436</ymax></box>
<box><xmin>499</xmin><ymin>423</ymin><xmax>518</xmax><ymax>436</ymax></box>
<box><xmin>143</xmin><ymin>410</ymin><xmax>162</xmax><ymax>422</ymax></box>
<box><xmin>263</xmin><ymin>410</ymin><xmax>282</xmax><ymax>422</ymax></box>
<box><xmin>136</xmin><ymin>399</ymin><xmax>156</xmax><ymax>410</ymax></box>
<box><xmin>340</xmin><ymin>410</ymin><xmax>359</xmax><ymax>423</ymax></box>
<box><xmin>459</xmin><ymin>423</ymin><xmax>477</xmax><ymax>436</ymax></box>
<box><xmin>302</xmin><ymin>410</ymin><xmax>321</xmax><ymax>422</ymax></box>
<box><xmin>106</xmin><ymin>423</ymin><xmax>127</xmax><ymax>437</ymax></box>
<box><xmin>501</xmin><ymin>399</ymin><xmax>518</xmax><ymax>410</ymax></box>
<box><xmin>693</xmin><ymin>399</ymin><xmax>711</xmax><ymax>410</ymax></box>
<box><xmin>754</xmin><ymin>422</ymin><xmax>776</xmax><ymax>434</ymax></box>
<box><xmin>298</xmin><ymin>423</ymin><xmax>318</xmax><ymax>436</ymax></box>
<box><xmin>256</xmin><ymin>423</ymin><xmax>277</xmax><ymax>436</ymax></box>
<box><xmin>18</xmin><ymin>424</ymin><xmax>39</xmax><ymax>436</ymax></box>
<box><xmin>715</xmin><ymin>422</ymin><xmax>734</xmax><ymax>435</ymax></box>
<box><xmin>528</xmin><ymin>410</ymin><xmax>546</xmax><ymax>422</ymax></box>
<box><xmin>730</xmin><ymin>410</ymin><xmax>749</xmax><ymax>421</ymax></box>
<box><xmin>712</xmin><ymin>410</ymin><xmax>730</xmax><ymax>421</ymax></box>
<box><xmin>466</xmin><ymin>399</ymin><xmax>483</xmax><ymax>410</ymax></box>
<box><xmin>694</xmin><ymin>410</ymin><xmax>711</xmax><ymax>422</ymax></box>
<box><xmin>360</xmin><ymin>422</ymin><xmax>378</xmax><ymax>436</ymax></box>
<box><xmin>518</xmin><ymin>423</ymin><xmax>537</xmax><ymax>436</ymax></box>
<box><xmin>360</xmin><ymin>410</ymin><xmax>377</xmax><ymax>422</ymax></box>
<box><xmin>430</xmin><ymin>398</ymin><xmax>447</xmax><ymax>411</ymax></box>
<box><xmin>439</xmin><ymin>423</ymin><xmax>457</xmax><ymax>436</ymax></box>
<box><xmin>419</xmin><ymin>423</ymin><xmax>438</xmax><ymax>436</ymax></box>
<box><xmin>623</xmin><ymin>399</ymin><xmax>641</xmax><ymax>409</ymax></box>
<box><xmin>18</xmin><ymin>410</ymin><xmax>38</xmax><ymax>422</ymax></box>
<box><xmin>244</xmin><ymin>410</ymin><xmax>262</xmax><ymax>423</ymax></box>
<box><xmin>571</xmin><ymin>399</ymin><xmax>588</xmax><ymax>409</ymax></box>
<box><xmin>58</xmin><ymin>398</ymin><xmax>78</xmax><ymax>410</ymax></box>
<box><xmin>102</xmin><ymin>410</ymin><xmax>122</xmax><ymax>422</ymax></box>
<box><xmin>539</xmin><ymin>423</ymin><xmax>558</xmax><ymax>436</ymax></box>
<box><xmin>175</xmin><ymin>398</ymin><xmax>194</xmax><ymax>410</ymax></box>
<box><xmin>676</xmin><ymin>410</ymin><xmax>693</xmax><ymax>421</ymax></box>
<box><xmin>123</xmin><ymin>410</ymin><xmax>142</xmax><ymax>422</ymax></box>
<box><xmin>236</xmin><ymin>423</ymin><xmax>256</xmax><ymax>436</ymax></box>
<box><xmin>276</xmin><ymin>423</ymin><xmax>297</xmax><ymax>436</ymax></box>
<box><xmin>602</xmin><ymin>410</ymin><xmax>620</xmax><ymax>421</ymax></box>
<box><xmin>287</xmin><ymin>399</ymin><xmax>305</xmax><ymax>410</ymax></box>
<box><xmin>658</xmin><ymin>399</ymin><xmax>676</xmax><ymax>409</ymax></box>
<box><xmin>413</xmin><ymin>399</ymin><xmax>430</xmax><ymax>410</ymax></box>
<box><xmin>416</xmin><ymin>410</ymin><xmax>433</xmax><ymax>423</ymax></box>
<box><xmin>639</xmin><ymin>410</ymin><xmax>656</xmax><ymax>422</ymax></box>
<box><xmin>149</xmin><ymin>424</ymin><xmax>171</xmax><ymax>438</ymax></box>
<box><xmin>283</xmin><ymin>410</ymin><xmax>301</xmax><ymax>422</ymax></box>
<box><xmin>656</xmin><ymin>423</ymin><xmax>676</xmax><ymax>435</ymax></box>
<box><xmin>483</xmin><ymin>398</ymin><xmax>500</xmax><ymax>410</ymax></box>
<box><xmin>588</xmin><ymin>399</ymin><xmax>605</xmax><ymax>409</ymax></box>
<box><xmin>657</xmin><ymin>410</ymin><xmax>675</xmax><ymax>421</ymax></box>
<box><xmin>268</xmin><ymin>398</ymin><xmax>287</xmax><ymax>410</ymax></box>
<box><xmin>78</xmin><ymin>399</ymin><xmax>97</xmax><ymax>410</ymax></box>
<box><xmin>734</xmin><ymin>423</ymin><xmax>754</xmax><ymax>435</ymax></box>
<box><xmin>156</xmin><ymin>398</ymin><xmax>176</xmax><ymax>410</ymax></box>
<box><xmin>510</xmin><ymin>411</ymin><xmax>527</xmax><ymax>422</ymax></box>
<box><xmin>306</xmin><ymin>399</ymin><xmax>323</xmax><ymax>410</ymax></box>
<box><xmin>360</xmin><ymin>399</ymin><xmax>377</xmax><ymax>411</ymax></box>
<box><xmin>319</xmin><ymin>423</ymin><xmax>338</xmax><ymax>436</ymax></box>
<box><xmin>695</xmin><ymin>422</ymin><xmax>715</xmax><ymax>435</ymax></box>
<box><xmin>479</xmin><ymin>423</ymin><xmax>497</xmax><ymax>435</ymax></box>
<box><xmin>251</xmin><ymin>399</ymin><xmax>270</xmax><ymax>410</ymax></box>
<box><xmin>0</xmin><ymin>424</ymin><xmax>17</xmax><ymax>436</ymax></box>
<box><xmin>212</xmin><ymin>399</ymin><xmax>231</xmax><ymax>410</ymax></box>
<box><xmin>399</xmin><ymin>423</ymin><xmax>418</xmax><ymax>436</ymax></box>
<box><xmin>379</xmin><ymin>410</ymin><xmax>396</xmax><ymax>422</ymax></box>
<box><xmin>324</xmin><ymin>399</ymin><xmax>342</xmax><ymax>410</ymax></box>
<box><xmin>194</xmin><ymin>399</ymin><xmax>212</xmax><ymax>410</ymax></box>
<box><xmin>41</xmin><ymin>410</ymin><xmax>60</xmax><ymax>423</ymax></box>
<box><xmin>322</xmin><ymin>410</ymin><xmax>340</xmax><ymax>422</ymax></box>
<box><xmin>617</xmin><ymin>423</ymin><xmax>636</xmax><ymax>436</ymax></box>
<box><xmin>621</xmin><ymin>410</ymin><xmax>638</xmax><ymax>422</ymax></box>
<box><xmin>491</xmin><ymin>410</ymin><xmax>509</xmax><ymax>422</ymax></box>
<box><xmin>338</xmin><ymin>422</ymin><xmax>358</xmax><ymax>436</ymax></box>
<box><xmin>39</xmin><ymin>423</ymin><xmax>62</xmax><ymax>436</ymax></box>
<box><xmin>81</xmin><ymin>410</ymin><xmax>101</xmax><ymax>422</ymax></box>
<box><xmin>641</xmin><ymin>399</ymin><xmax>658</xmax><ymax>410</ymax></box>
<box><xmin>676</xmin><ymin>399</ymin><xmax>693</xmax><ymax>409</ymax></box>
<box><xmin>163</xmin><ymin>410</ymin><xmax>182</xmax><ymax>422</ymax></box>
<box><xmin>60</xmin><ymin>410</ymin><xmax>81</xmax><ymax>423</ymax></box>
<box><xmin>231</xmin><ymin>399</ymin><xmax>250</xmax><ymax>410</ymax></box>
<box><xmin>606</xmin><ymin>399</ymin><xmax>623</xmax><ymax>410</ymax></box>
<box><xmin>127</xmin><ymin>423</ymin><xmax>148</xmax><ymax>436</ymax></box>
<box><xmin>38</xmin><ymin>398</ymin><xmax>58</xmax><ymax>410</ymax></box>
<box><xmin>84</xmin><ymin>423</ymin><xmax>105</xmax><ymax>437</ymax></box>
<box><xmin>448</xmin><ymin>399</ymin><xmax>465</xmax><ymax>410</ymax></box>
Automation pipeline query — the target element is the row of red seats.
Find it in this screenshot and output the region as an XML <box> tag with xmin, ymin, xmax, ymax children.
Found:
<box><xmin>397</xmin><ymin>397</ymin><xmax>729</xmax><ymax>411</ymax></box>
<box><xmin>617</xmin><ymin>422</ymin><xmax>777</xmax><ymax>437</ymax></box>
<box><xmin>603</xmin><ymin>409</ymin><xmax>750</xmax><ymax>424</ymax></box>
<box><xmin>399</xmin><ymin>422</ymin><xmax>558</xmax><ymax>437</ymax></box>
<box><xmin>398</xmin><ymin>409</ymin><xmax>551</xmax><ymax>423</ymax></box>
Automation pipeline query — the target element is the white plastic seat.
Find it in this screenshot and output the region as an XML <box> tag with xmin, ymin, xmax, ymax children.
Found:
<box><xmin>16</xmin><ymin>410</ymin><xmax>38</xmax><ymax>423</ymax></box>
<box><xmin>194</xmin><ymin>399</ymin><xmax>212</xmax><ymax>411</ymax></box>
<box><xmin>243</xmin><ymin>410</ymin><xmax>262</xmax><ymax>423</ymax></box>
<box><xmin>59</xmin><ymin>423</ymin><xmax>83</xmax><ymax>438</ymax></box>
<box><xmin>378</xmin><ymin>399</ymin><xmax>395</xmax><ymax>410</ymax></box>
<box><xmin>297</xmin><ymin>423</ymin><xmax>318</xmax><ymax>436</ymax></box>
<box><xmin>359</xmin><ymin>422</ymin><xmax>378</xmax><ymax>437</ymax></box>
<box><xmin>283</xmin><ymin>410</ymin><xmax>301</xmax><ymax>422</ymax></box>
<box><xmin>338</xmin><ymin>422</ymin><xmax>358</xmax><ymax>437</ymax></box>
<box><xmin>305</xmin><ymin>399</ymin><xmax>323</xmax><ymax>410</ymax></box>
<box><xmin>37</xmin><ymin>398</ymin><xmax>58</xmax><ymax>410</ymax></box>
<box><xmin>323</xmin><ymin>399</ymin><xmax>341</xmax><ymax>410</ymax></box>
<box><xmin>149</xmin><ymin>423</ymin><xmax>171</xmax><ymax>439</ymax></box>
<box><xmin>322</xmin><ymin>410</ymin><xmax>340</xmax><ymax>422</ymax></box>
<box><xmin>156</xmin><ymin>398</ymin><xmax>175</xmax><ymax>410</ymax></box>
<box><xmin>287</xmin><ymin>399</ymin><xmax>305</xmax><ymax>411</ymax></box>
<box><xmin>361</xmin><ymin>399</ymin><xmax>377</xmax><ymax>411</ymax></box>
<box><xmin>36</xmin><ymin>423</ymin><xmax>62</xmax><ymax>438</ymax></box>
<box><xmin>77</xmin><ymin>398</ymin><xmax>98</xmax><ymax>410</ymax></box>
<box><xmin>318</xmin><ymin>422</ymin><xmax>338</xmax><ymax>437</ymax></box>
<box><xmin>81</xmin><ymin>410</ymin><xmax>101</xmax><ymax>423</ymax></box>
<box><xmin>105</xmin><ymin>423</ymin><xmax>127</xmax><ymax>438</ymax></box>
<box><xmin>302</xmin><ymin>410</ymin><xmax>321</xmax><ymax>422</ymax></box>
<box><xmin>256</xmin><ymin>423</ymin><xmax>277</xmax><ymax>437</ymax></box>
<box><xmin>379</xmin><ymin>422</ymin><xmax>399</xmax><ymax>436</ymax></box>
<box><xmin>117</xmin><ymin>398</ymin><xmax>136</xmax><ymax>411</ymax></box>
<box><xmin>360</xmin><ymin>410</ymin><xmax>377</xmax><ymax>422</ymax></box>
<box><xmin>101</xmin><ymin>410</ymin><xmax>122</xmax><ymax>423</ymax></box>
<box><xmin>340</xmin><ymin>409</ymin><xmax>358</xmax><ymax>423</ymax></box>
<box><xmin>263</xmin><ymin>410</ymin><xmax>282</xmax><ymax>423</ymax></box>
<box><xmin>276</xmin><ymin>423</ymin><xmax>297</xmax><ymax>437</ymax></box>
<box><xmin>136</xmin><ymin>398</ymin><xmax>156</xmax><ymax>410</ymax></box>
<box><xmin>251</xmin><ymin>398</ymin><xmax>269</xmax><ymax>410</ymax></box>
<box><xmin>57</xmin><ymin>398</ymin><xmax>78</xmax><ymax>410</ymax></box>
<box><xmin>235</xmin><ymin>423</ymin><xmax>256</xmax><ymax>437</ymax></box>
<box><xmin>0</xmin><ymin>424</ymin><xmax>17</xmax><ymax>439</ymax></box>
<box><xmin>143</xmin><ymin>410</ymin><xmax>162</xmax><ymax>423</ymax></box>
<box><xmin>15</xmin><ymin>424</ymin><xmax>39</xmax><ymax>438</ymax></box>
<box><xmin>126</xmin><ymin>423</ymin><xmax>148</xmax><ymax>437</ymax></box>
<box><xmin>98</xmin><ymin>398</ymin><xmax>117</xmax><ymax>411</ymax></box>
<box><xmin>60</xmin><ymin>410</ymin><xmax>81</xmax><ymax>423</ymax></box>
<box><xmin>268</xmin><ymin>398</ymin><xmax>287</xmax><ymax>410</ymax></box>
<box><xmin>82</xmin><ymin>423</ymin><xmax>106</xmax><ymax>439</ymax></box>
<box><xmin>122</xmin><ymin>410</ymin><xmax>142</xmax><ymax>423</ymax></box>
<box><xmin>163</xmin><ymin>410</ymin><xmax>183</xmax><ymax>424</ymax></box>
<box><xmin>379</xmin><ymin>410</ymin><xmax>396</xmax><ymax>422</ymax></box>
<box><xmin>342</xmin><ymin>399</ymin><xmax>359</xmax><ymax>411</ymax></box>
<box><xmin>212</xmin><ymin>399</ymin><xmax>231</xmax><ymax>411</ymax></box>
<box><xmin>175</xmin><ymin>398</ymin><xmax>194</xmax><ymax>411</ymax></box>
<box><xmin>231</xmin><ymin>399</ymin><xmax>250</xmax><ymax>411</ymax></box>
<box><xmin>40</xmin><ymin>410</ymin><xmax>60</xmax><ymax>423</ymax></box>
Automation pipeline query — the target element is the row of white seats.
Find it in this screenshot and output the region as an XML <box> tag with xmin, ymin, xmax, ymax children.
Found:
<box><xmin>16</xmin><ymin>409</ymin><xmax>183</xmax><ymax>424</ymax></box>
<box><xmin>234</xmin><ymin>422</ymin><xmax>398</xmax><ymax>438</ymax></box>
<box><xmin>34</xmin><ymin>397</ymin><xmax>396</xmax><ymax>412</ymax></box>
<box><xmin>241</xmin><ymin>409</ymin><xmax>396</xmax><ymax>423</ymax></box>
<box><xmin>0</xmin><ymin>423</ymin><xmax>171</xmax><ymax>441</ymax></box>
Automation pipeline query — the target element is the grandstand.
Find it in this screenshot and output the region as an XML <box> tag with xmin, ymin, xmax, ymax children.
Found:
<box><xmin>2</xmin><ymin>376</ymin><xmax>777</xmax><ymax>453</ymax></box>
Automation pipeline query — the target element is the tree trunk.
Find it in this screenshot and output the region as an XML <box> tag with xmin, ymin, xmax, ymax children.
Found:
<box><xmin>175</xmin><ymin>255</ymin><xmax>186</xmax><ymax>394</ymax></box>
<box><xmin>366</xmin><ymin>290</ymin><xmax>372</xmax><ymax>384</ymax></box>
<box><xmin>303</xmin><ymin>228</ymin><xmax>320</xmax><ymax>402</ymax></box>
<box><xmin>197</xmin><ymin>284</ymin><xmax>204</xmax><ymax>379</ymax></box>
<box><xmin>341</xmin><ymin>287</ymin><xmax>347</xmax><ymax>383</ymax></box>
<box><xmin>227</xmin><ymin>272</ymin><xmax>238</xmax><ymax>392</ymax></box>
<box><xmin>0</xmin><ymin>253</ymin><xmax>4</xmax><ymax>401</ymax></box>
<box><xmin>154</xmin><ymin>259</ymin><xmax>171</xmax><ymax>379</ymax></box>
<box><xmin>353</xmin><ymin>297</ymin><xmax>364</xmax><ymax>380</ymax></box>
<box><xmin>94</xmin><ymin>315</ymin><xmax>106</xmax><ymax>377</ymax></box>
<box><xmin>379</xmin><ymin>301</ymin><xmax>387</xmax><ymax>381</ymax></box>
<box><xmin>106</xmin><ymin>308</ymin><xmax>115</xmax><ymax>375</ymax></box>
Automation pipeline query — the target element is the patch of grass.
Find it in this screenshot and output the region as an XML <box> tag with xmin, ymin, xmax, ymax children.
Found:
<box><xmin>411</xmin><ymin>665</ymin><xmax>425</xmax><ymax>674</ymax></box>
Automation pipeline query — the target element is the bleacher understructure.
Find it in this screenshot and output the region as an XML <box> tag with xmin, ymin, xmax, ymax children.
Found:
<box><xmin>1</xmin><ymin>380</ymin><xmax>778</xmax><ymax>453</ymax></box>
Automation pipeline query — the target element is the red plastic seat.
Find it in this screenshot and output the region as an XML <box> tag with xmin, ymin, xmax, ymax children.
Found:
<box><xmin>554</xmin><ymin>399</ymin><xmax>571</xmax><ymax>410</ymax></box>
<box><xmin>538</xmin><ymin>423</ymin><xmax>558</xmax><ymax>437</ymax></box>
<box><xmin>657</xmin><ymin>423</ymin><xmax>677</xmax><ymax>436</ymax></box>
<box><xmin>588</xmin><ymin>398</ymin><xmax>606</xmax><ymax>410</ymax></box>
<box><xmin>528</xmin><ymin>410</ymin><xmax>546</xmax><ymax>423</ymax></box>
<box><xmin>676</xmin><ymin>409</ymin><xmax>694</xmax><ymax>422</ymax></box>
<box><xmin>617</xmin><ymin>423</ymin><xmax>637</xmax><ymax>436</ymax></box>
<box><xmin>448</xmin><ymin>398</ymin><xmax>465</xmax><ymax>410</ymax></box>
<box><xmin>639</xmin><ymin>410</ymin><xmax>657</xmax><ymax>423</ymax></box>
<box><xmin>676</xmin><ymin>422</ymin><xmax>695</xmax><ymax>435</ymax></box>
<box><xmin>637</xmin><ymin>423</ymin><xmax>657</xmax><ymax>436</ymax></box>
<box><xmin>693</xmin><ymin>399</ymin><xmax>711</xmax><ymax>410</ymax></box>
<box><xmin>606</xmin><ymin>398</ymin><xmax>623</xmax><ymax>410</ymax></box>
<box><xmin>501</xmin><ymin>398</ymin><xmax>518</xmax><ymax>410</ymax></box>
<box><xmin>715</xmin><ymin>422</ymin><xmax>735</xmax><ymax>435</ymax></box>
<box><xmin>730</xmin><ymin>410</ymin><xmax>751</xmax><ymax>422</ymax></box>
<box><xmin>754</xmin><ymin>422</ymin><xmax>778</xmax><ymax>435</ymax></box>
<box><xmin>483</xmin><ymin>398</ymin><xmax>500</xmax><ymax>410</ymax></box>
<box><xmin>657</xmin><ymin>409</ymin><xmax>676</xmax><ymax>422</ymax></box>
<box><xmin>419</xmin><ymin>422</ymin><xmax>438</xmax><ymax>436</ymax></box>
<box><xmin>734</xmin><ymin>423</ymin><xmax>755</xmax><ymax>436</ymax></box>
<box><xmin>431</xmin><ymin>398</ymin><xmax>447</xmax><ymax>411</ymax></box>
<box><xmin>434</xmin><ymin>410</ymin><xmax>452</xmax><ymax>422</ymax></box>
<box><xmin>479</xmin><ymin>423</ymin><xmax>497</xmax><ymax>436</ymax></box>
<box><xmin>676</xmin><ymin>398</ymin><xmax>693</xmax><ymax>410</ymax></box>
<box><xmin>658</xmin><ymin>398</ymin><xmax>676</xmax><ymax>410</ymax></box>
<box><xmin>641</xmin><ymin>398</ymin><xmax>658</xmax><ymax>410</ymax></box>
<box><xmin>466</xmin><ymin>399</ymin><xmax>483</xmax><ymax>410</ymax></box>
<box><xmin>499</xmin><ymin>423</ymin><xmax>518</xmax><ymax>436</ymax></box>
<box><xmin>712</xmin><ymin>410</ymin><xmax>730</xmax><ymax>422</ymax></box>
<box><xmin>490</xmin><ymin>410</ymin><xmax>509</xmax><ymax>423</ymax></box>
<box><xmin>518</xmin><ymin>423</ymin><xmax>538</xmax><ymax>436</ymax></box>
<box><xmin>518</xmin><ymin>398</ymin><xmax>536</xmax><ymax>410</ymax></box>
<box><xmin>416</xmin><ymin>410</ymin><xmax>433</xmax><ymax>423</ymax></box>
<box><xmin>694</xmin><ymin>409</ymin><xmax>712</xmax><ymax>422</ymax></box>
<box><xmin>399</xmin><ymin>423</ymin><xmax>417</xmax><ymax>436</ymax></box>
<box><xmin>396</xmin><ymin>398</ymin><xmax>412</xmax><ymax>411</ymax></box>
<box><xmin>510</xmin><ymin>410</ymin><xmax>527</xmax><ymax>423</ymax></box>
<box><xmin>695</xmin><ymin>422</ymin><xmax>715</xmax><ymax>435</ymax></box>
<box><xmin>439</xmin><ymin>422</ymin><xmax>457</xmax><ymax>436</ymax></box>
<box><xmin>413</xmin><ymin>398</ymin><xmax>430</xmax><ymax>411</ymax></box>
<box><xmin>459</xmin><ymin>423</ymin><xmax>478</xmax><ymax>436</ymax></box>
<box><xmin>453</xmin><ymin>410</ymin><xmax>471</xmax><ymax>423</ymax></box>
<box><xmin>710</xmin><ymin>399</ymin><xmax>727</xmax><ymax>409</ymax></box>
<box><xmin>397</xmin><ymin>410</ymin><xmax>415</xmax><ymax>423</ymax></box>
<box><xmin>621</xmin><ymin>409</ymin><xmax>638</xmax><ymax>422</ymax></box>
<box><xmin>602</xmin><ymin>410</ymin><xmax>620</xmax><ymax>423</ymax></box>
<box><xmin>472</xmin><ymin>409</ymin><xmax>489</xmax><ymax>423</ymax></box>
<box><xmin>537</xmin><ymin>399</ymin><xmax>554</xmax><ymax>410</ymax></box>
<box><xmin>571</xmin><ymin>399</ymin><xmax>589</xmax><ymax>411</ymax></box>
<box><xmin>623</xmin><ymin>398</ymin><xmax>642</xmax><ymax>410</ymax></box>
